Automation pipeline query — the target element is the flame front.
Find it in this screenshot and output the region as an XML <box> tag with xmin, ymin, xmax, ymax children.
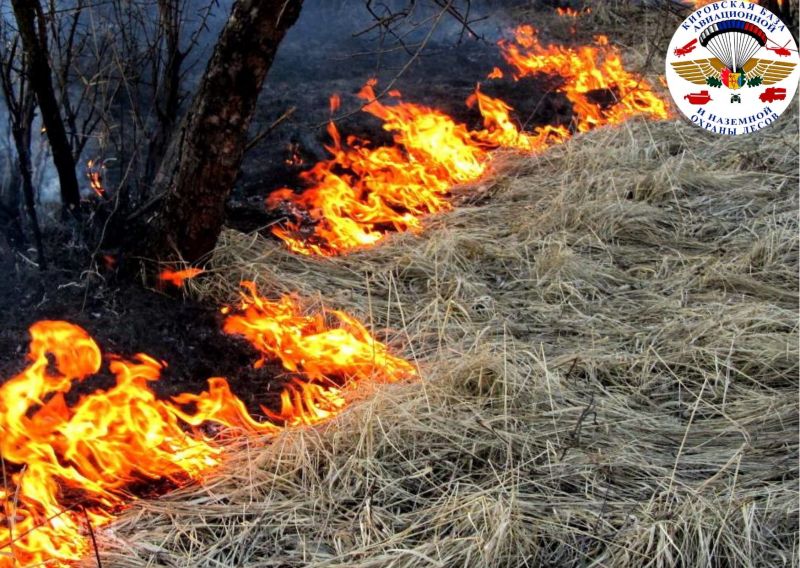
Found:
<box><xmin>268</xmin><ymin>26</ymin><xmax>669</xmax><ymax>256</ymax></box>
<box><xmin>0</xmin><ymin>322</ymin><xmax>217</xmax><ymax>566</ymax></box>
<box><xmin>268</xmin><ymin>81</ymin><xmax>489</xmax><ymax>256</ymax></box>
<box><xmin>269</xmin><ymin>79</ymin><xmax>568</xmax><ymax>257</ymax></box>
<box><xmin>224</xmin><ymin>282</ymin><xmax>416</xmax><ymax>384</ymax></box>
<box><xmin>0</xmin><ymin>286</ymin><xmax>415</xmax><ymax>566</ymax></box>
<box><xmin>556</xmin><ymin>7</ymin><xmax>591</xmax><ymax>18</ymax></box>
<box><xmin>498</xmin><ymin>26</ymin><xmax>669</xmax><ymax>133</ymax></box>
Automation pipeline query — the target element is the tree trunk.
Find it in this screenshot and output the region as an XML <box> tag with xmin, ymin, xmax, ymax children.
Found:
<box><xmin>14</xmin><ymin>120</ymin><xmax>47</xmax><ymax>269</ymax></box>
<box><xmin>10</xmin><ymin>0</ymin><xmax>81</xmax><ymax>212</ymax></box>
<box><xmin>150</xmin><ymin>0</ymin><xmax>303</xmax><ymax>262</ymax></box>
<box><xmin>145</xmin><ymin>0</ymin><xmax>186</xmax><ymax>186</ymax></box>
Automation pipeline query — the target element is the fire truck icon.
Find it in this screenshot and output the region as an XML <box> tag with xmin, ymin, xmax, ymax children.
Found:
<box><xmin>684</xmin><ymin>90</ymin><xmax>712</xmax><ymax>104</ymax></box>
<box><xmin>759</xmin><ymin>87</ymin><xmax>786</xmax><ymax>103</ymax></box>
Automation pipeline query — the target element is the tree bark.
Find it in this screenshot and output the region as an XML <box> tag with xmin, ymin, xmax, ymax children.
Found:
<box><xmin>15</xmin><ymin>117</ymin><xmax>47</xmax><ymax>269</ymax></box>
<box><xmin>145</xmin><ymin>0</ymin><xmax>186</xmax><ymax>186</ymax></box>
<box><xmin>150</xmin><ymin>0</ymin><xmax>303</xmax><ymax>262</ymax></box>
<box><xmin>10</xmin><ymin>0</ymin><xmax>81</xmax><ymax>212</ymax></box>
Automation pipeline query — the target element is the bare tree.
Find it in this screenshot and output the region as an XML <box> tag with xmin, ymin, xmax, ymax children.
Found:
<box><xmin>0</xmin><ymin>21</ymin><xmax>46</xmax><ymax>267</ymax></box>
<box><xmin>3</xmin><ymin>0</ymin><xmax>481</xmax><ymax>267</ymax></box>
<box><xmin>141</xmin><ymin>0</ymin><xmax>219</xmax><ymax>186</ymax></box>
<box><xmin>10</xmin><ymin>0</ymin><xmax>81</xmax><ymax>212</ymax></box>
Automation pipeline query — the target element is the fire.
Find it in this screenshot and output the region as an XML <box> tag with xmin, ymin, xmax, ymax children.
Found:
<box><xmin>0</xmin><ymin>285</ymin><xmax>415</xmax><ymax>566</ymax></box>
<box><xmin>224</xmin><ymin>281</ymin><xmax>416</xmax><ymax>385</ymax></box>
<box><xmin>158</xmin><ymin>267</ymin><xmax>205</xmax><ymax>287</ymax></box>
<box><xmin>86</xmin><ymin>160</ymin><xmax>105</xmax><ymax>198</ymax></box>
<box><xmin>268</xmin><ymin>80</ymin><xmax>567</xmax><ymax>256</ymax></box>
<box><xmin>497</xmin><ymin>25</ymin><xmax>669</xmax><ymax>133</ymax></box>
<box><xmin>488</xmin><ymin>66</ymin><xmax>504</xmax><ymax>79</ymax></box>
<box><xmin>468</xmin><ymin>86</ymin><xmax>570</xmax><ymax>152</ymax></box>
<box><xmin>0</xmin><ymin>322</ymin><xmax>219</xmax><ymax>566</ymax></box>
<box><xmin>330</xmin><ymin>94</ymin><xmax>341</xmax><ymax>114</ymax></box>
<box><xmin>556</xmin><ymin>7</ymin><xmax>591</xmax><ymax>18</ymax></box>
<box><xmin>285</xmin><ymin>142</ymin><xmax>305</xmax><ymax>166</ymax></box>
<box><xmin>267</xmin><ymin>25</ymin><xmax>668</xmax><ymax>256</ymax></box>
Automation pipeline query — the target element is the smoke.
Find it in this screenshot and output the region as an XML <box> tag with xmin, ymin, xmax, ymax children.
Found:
<box><xmin>1</xmin><ymin>0</ymin><xmax>525</xmax><ymax>208</ymax></box>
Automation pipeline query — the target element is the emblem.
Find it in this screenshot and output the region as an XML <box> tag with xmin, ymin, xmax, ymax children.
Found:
<box><xmin>666</xmin><ymin>2</ymin><xmax>799</xmax><ymax>135</ymax></box>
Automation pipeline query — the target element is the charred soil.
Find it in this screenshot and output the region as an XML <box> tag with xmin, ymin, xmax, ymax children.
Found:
<box><xmin>0</xmin><ymin>247</ymin><xmax>288</xmax><ymax>416</ymax></box>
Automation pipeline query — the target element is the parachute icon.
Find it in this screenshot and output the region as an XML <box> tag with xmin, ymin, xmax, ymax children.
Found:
<box><xmin>699</xmin><ymin>20</ymin><xmax>767</xmax><ymax>72</ymax></box>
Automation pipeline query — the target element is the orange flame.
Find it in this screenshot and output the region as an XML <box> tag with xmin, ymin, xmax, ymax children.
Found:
<box><xmin>330</xmin><ymin>94</ymin><xmax>341</xmax><ymax>114</ymax></box>
<box><xmin>498</xmin><ymin>26</ymin><xmax>669</xmax><ymax>133</ymax></box>
<box><xmin>556</xmin><ymin>7</ymin><xmax>591</xmax><ymax>18</ymax></box>
<box><xmin>285</xmin><ymin>142</ymin><xmax>305</xmax><ymax>166</ymax></box>
<box><xmin>1</xmin><ymin>286</ymin><xmax>415</xmax><ymax>566</ymax></box>
<box><xmin>468</xmin><ymin>86</ymin><xmax>570</xmax><ymax>152</ymax></box>
<box><xmin>487</xmin><ymin>66</ymin><xmax>505</xmax><ymax>79</ymax></box>
<box><xmin>267</xmin><ymin>26</ymin><xmax>668</xmax><ymax>256</ymax></box>
<box><xmin>158</xmin><ymin>268</ymin><xmax>205</xmax><ymax>287</ymax></box>
<box><xmin>224</xmin><ymin>281</ymin><xmax>416</xmax><ymax>386</ymax></box>
<box><xmin>268</xmin><ymin>79</ymin><xmax>567</xmax><ymax>256</ymax></box>
<box><xmin>0</xmin><ymin>322</ymin><xmax>220</xmax><ymax>566</ymax></box>
<box><xmin>86</xmin><ymin>160</ymin><xmax>105</xmax><ymax>198</ymax></box>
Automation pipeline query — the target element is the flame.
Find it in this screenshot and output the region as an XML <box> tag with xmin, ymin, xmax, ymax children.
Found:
<box><xmin>267</xmin><ymin>26</ymin><xmax>668</xmax><ymax>256</ymax></box>
<box><xmin>488</xmin><ymin>66</ymin><xmax>505</xmax><ymax>79</ymax></box>
<box><xmin>268</xmin><ymin>83</ymin><xmax>484</xmax><ymax>256</ymax></box>
<box><xmin>158</xmin><ymin>268</ymin><xmax>205</xmax><ymax>287</ymax></box>
<box><xmin>468</xmin><ymin>86</ymin><xmax>570</xmax><ymax>152</ymax></box>
<box><xmin>498</xmin><ymin>25</ymin><xmax>669</xmax><ymax>133</ymax></box>
<box><xmin>330</xmin><ymin>94</ymin><xmax>341</xmax><ymax>114</ymax></box>
<box><xmin>268</xmin><ymin>80</ymin><xmax>567</xmax><ymax>256</ymax></box>
<box><xmin>86</xmin><ymin>160</ymin><xmax>105</xmax><ymax>198</ymax></box>
<box><xmin>0</xmin><ymin>322</ymin><xmax>221</xmax><ymax>566</ymax></box>
<box><xmin>223</xmin><ymin>281</ymin><xmax>416</xmax><ymax>386</ymax></box>
<box><xmin>285</xmin><ymin>142</ymin><xmax>305</xmax><ymax>166</ymax></box>
<box><xmin>556</xmin><ymin>7</ymin><xmax>591</xmax><ymax>18</ymax></box>
<box><xmin>1</xmin><ymin>286</ymin><xmax>414</xmax><ymax>566</ymax></box>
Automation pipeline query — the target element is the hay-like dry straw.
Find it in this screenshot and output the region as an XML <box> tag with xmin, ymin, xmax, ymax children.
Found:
<box><xmin>101</xmin><ymin>113</ymin><xmax>798</xmax><ymax>567</ymax></box>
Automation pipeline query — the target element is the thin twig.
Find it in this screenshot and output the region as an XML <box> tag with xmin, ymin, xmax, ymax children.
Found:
<box><xmin>244</xmin><ymin>106</ymin><xmax>297</xmax><ymax>153</ymax></box>
<box><xmin>81</xmin><ymin>505</ymin><xmax>103</xmax><ymax>568</ymax></box>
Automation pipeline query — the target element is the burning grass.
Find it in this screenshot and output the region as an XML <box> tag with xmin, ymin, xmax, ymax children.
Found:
<box><xmin>267</xmin><ymin>25</ymin><xmax>669</xmax><ymax>257</ymax></box>
<box><xmin>102</xmin><ymin>112</ymin><xmax>799</xmax><ymax>566</ymax></box>
<box><xmin>0</xmin><ymin>287</ymin><xmax>415</xmax><ymax>566</ymax></box>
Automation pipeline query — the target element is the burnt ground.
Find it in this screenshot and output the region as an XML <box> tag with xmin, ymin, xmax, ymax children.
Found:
<box><xmin>0</xmin><ymin>240</ymin><xmax>289</xmax><ymax>417</ymax></box>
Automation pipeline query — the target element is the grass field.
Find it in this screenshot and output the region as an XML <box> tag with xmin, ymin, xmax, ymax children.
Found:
<box><xmin>103</xmin><ymin>111</ymin><xmax>799</xmax><ymax>567</ymax></box>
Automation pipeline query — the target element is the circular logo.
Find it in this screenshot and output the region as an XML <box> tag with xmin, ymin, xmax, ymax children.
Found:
<box><xmin>666</xmin><ymin>2</ymin><xmax>799</xmax><ymax>135</ymax></box>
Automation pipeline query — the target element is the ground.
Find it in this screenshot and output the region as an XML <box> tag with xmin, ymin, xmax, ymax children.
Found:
<box><xmin>0</xmin><ymin>254</ymin><xmax>287</xmax><ymax>414</ymax></box>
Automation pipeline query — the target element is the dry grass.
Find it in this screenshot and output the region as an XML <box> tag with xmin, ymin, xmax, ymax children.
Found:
<box><xmin>100</xmin><ymin>112</ymin><xmax>798</xmax><ymax>567</ymax></box>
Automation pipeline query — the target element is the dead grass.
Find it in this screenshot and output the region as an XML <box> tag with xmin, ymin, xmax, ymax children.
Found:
<box><xmin>100</xmin><ymin>111</ymin><xmax>799</xmax><ymax>567</ymax></box>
